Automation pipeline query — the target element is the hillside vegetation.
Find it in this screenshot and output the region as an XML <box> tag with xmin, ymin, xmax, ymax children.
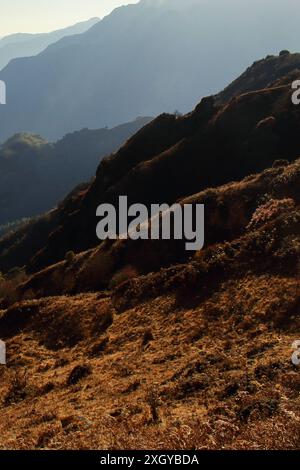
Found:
<box><xmin>0</xmin><ymin>52</ymin><xmax>299</xmax><ymax>449</ymax></box>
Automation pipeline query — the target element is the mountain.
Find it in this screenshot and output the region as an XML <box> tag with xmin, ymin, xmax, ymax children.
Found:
<box><xmin>1</xmin><ymin>0</ymin><xmax>300</xmax><ymax>141</ymax></box>
<box><xmin>0</xmin><ymin>51</ymin><xmax>298</xmax><ymax>274</ymax></box>
<box><xmin>0</xmin><ymin>117</ymin><xmax>152</xmax><ymax>226</ymax></box>
<box><xmin>0</xmin><ymin>18</ymin><xmax>99</xmax><ymax>71</ymax></box>
<box><xmin>1</xmin><ymin>161</ymin><xmax>299</xmax><ymax>450</ymax></box>
<box><xmin>0</xmin><ymin>48</ymin><xmax>300</xmax><ymax>449</ymax></box>
<box><xmin>0</xmin><ymin>52</ymin><xmax>300</xmax><ymax>448</ymax></box>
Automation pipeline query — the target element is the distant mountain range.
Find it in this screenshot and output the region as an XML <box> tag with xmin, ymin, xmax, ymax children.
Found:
<box><xmin>0</xmin><ymin>18</ymin><xmax>99</xmax><ymax>71</ymax></box>
<box><xmin>1</xmin><ymin>0</ymin><xmax>300</xmax><ymax>141</ymax></box>
<box><xmin>0</xmin><ymin>116</ymin><xmax>151</xmax><ymax>225</ymax></box>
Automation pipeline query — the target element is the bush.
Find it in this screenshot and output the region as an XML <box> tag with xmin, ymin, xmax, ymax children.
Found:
<box><xmin>78</xmin><ymin>249</ymin><xmax>115</xmax><ymax>289</ymax></box>
<box><xmin>4</xmin><ymin>369</ymin><xmax>29</xmax><ymax>405</ymax></box>
<box><xmin>66</xmin><ymin>364</ymin><xmax>92</xmax><ymax>386</ymax></box>
<box><xmin>272</xmin><ymin>159</ymin><xmax>289</xmax><ymax>168</ymax></box>
<box><xmin>0</xmin><ymin>266</ymin><xmax>27</xmax><ymax>303</ymax></box>
<box><xmin>279</xmin><ymin>50</ymin><xmax>290</xmax><ymax>56</ymax></box>
<box><xmin>174</xmin><ymin>110</ymin><xmax>182</xmax><ymax>118</ymax></box>
<box><xmin>145</xmin><ymin>388</ymin><xmax>160</xmax><ymax>423</ymax></box>
<box><xmin>247</xmin><ymin>198</ymin><xmax>295</xmax><ymax>230</ymax></box>
<box><xmin>141</xmin><ymin>328</ymin><xmax>154</xmax><ymax>348</ymax></box>
<box><xmin>65</xmin><ymin>250</ymin><xmax>75</xmax><ymax>265</ymax></box>
<box><xmin>109</xmin><ymin>265</ymin><xmax>139</xmax><ymax>289</ymax></box>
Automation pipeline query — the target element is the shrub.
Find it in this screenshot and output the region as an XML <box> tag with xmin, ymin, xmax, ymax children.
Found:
<box><xmin>0</xmin><ymin>266</ymin><xmax>27</xmax><ymax>303</ymax></box>
<box><xmin>279</xmin><ymin>50</ymin><xmax>290</xmax><ymax>56</ymax></box>
<box><xmin>89</xmin><ymin>336</ymin><xmax>109</xmax><ymax>357</ymax></box>
<box><xmin>141</xmin><ymin>328</ymin><xmax>154</xmax><ymax>348</ymax></box>
<box><xmin>272</xmin><ymin>159</ymin><xmax>289</xmax><ymax>168</ymax></box>
<box><xmin>145</xmin><ymin>388</ymin><xmax>160</xmax><ymax>423</ymax></box>
<box><xmin>66</xmin><ymin>364</ymin><xmax>91</xmax><ymax>386</ymax></box>
<box><xmin>93</xmin><ymin>302</ymin><xmax>113</xmax><ymax>335</ymax></box>
<box><xmin>109</xmin><ymin>265</ymin><xmax>139</xmax><ymax>289</ymax></box>
<box><xmin>79</xmin><ymin>249</ymin><xmax>115</xmax><ymax>289</ymax></box>
<box><xmin>65</xmin><ymin>250</ymin><xmax>75</xmax><ymax>265</ymax></box>
<box><xmin>174</xmin><ymin>110</ymin><xmax>183</xmax><ymax>118</ymax></box>
<box><xmin>247</xmin><ymin>198</ymin><xmax>296</xmax><ymax>230</ymax></box>
<box><xmin>4</xmin><ymin>369</ymin><xmax>29</xmax><ymax>405</ymax></box>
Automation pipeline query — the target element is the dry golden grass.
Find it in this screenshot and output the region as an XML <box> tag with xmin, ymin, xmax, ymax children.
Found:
<box><xmin>0</xmin><ymin>269</ymin><xmax>299</xmax><ymax>449</ymax></box>
<box><xmin>0</xmin><ymin>163</ymin><xmax>299</xmax><ymax>450</ymax></box>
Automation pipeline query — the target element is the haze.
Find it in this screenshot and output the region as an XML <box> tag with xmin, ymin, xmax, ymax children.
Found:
<box><xmin>0</xmin><ymin>0</ymin><xmax>139</xmax><ymax>36</ymax></box>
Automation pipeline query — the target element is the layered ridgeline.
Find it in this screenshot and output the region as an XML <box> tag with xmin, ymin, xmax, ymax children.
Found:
<box><xmin>0</xmin><ymin>18</ymin><xmax>99</xmax><ymax>71</ymax></box>
<box><xmin>0</xmin><ymin>117</ymin><xmax>151</xmax><ymax>226</ymax></box>
<box><xmin>0</xmin><ymin>51</ymin><xmax>300</xmax><ymax>275</ymax></box>
<box><xmin>0</xmin><ymin>53</ymin><xmax>299</xmax><ymax>450</ymax></box>
<box><xmin>1</xmin><ymin>0</ymin><xmax>300</xmax><ymax>140</ymax></box>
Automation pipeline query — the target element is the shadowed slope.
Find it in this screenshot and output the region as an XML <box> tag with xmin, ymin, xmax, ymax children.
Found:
<box><xmin>0</xmin><ymin>117</ymin><xmax>152</xmax><ymax>226</ymax></box>
<box><xmin>1</xmin><ymin>76</ymin><xmax>299</xmax><ymax>274</ymax></box>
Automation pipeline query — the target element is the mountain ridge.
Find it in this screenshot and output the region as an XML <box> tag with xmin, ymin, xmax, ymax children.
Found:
<box><xmin>0</xmin><ymin>116</ymin><xmax>152</xmax><ymax>226</ymax></box>
<box><xmin>0</xmin><ymin>52</ymin><xmax>299</xmax><ymax>276</ymax></box>
<box><xmin>0</xmin><ymin>18</ymin><xmax>99</xmax><ymax>71</ymax></box>
<box><xmin>2</xmin><ymin>0</ymin><xmax>300</xmax><ymax>140</ymax></box>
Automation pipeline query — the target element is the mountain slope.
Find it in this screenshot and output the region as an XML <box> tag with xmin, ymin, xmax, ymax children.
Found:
<box><xmin>0</xmin><ymin>117</ymin><xmax>152</xmax><ymax>226</ymax></box>
<box><xmin>1</xmin><ymin>52</ymin><xmax>300</xmax><ymax>274</ymax></box>
<box><xmin>1</xmin><ymin>0</ymin><xmax>300</xmax><ymax>140</ymax></box>
<box><xmin>2</xmin><ymin>78</ymin><xmax>298</xmax><ymax>275</ymax></box>
<box><xmin>0</xmin><ymin>157</ymin><xmax>299</xmax><ymax>450</ymax></box>
<box><xmin>0</xmin><ymin>18</ymin><xmax>99</xmax><ymax>71</ymax></box>
<box><xmin>0</xmin><ymin>51</ymin><xmax>300</xmax><ymax>450</ymax></box>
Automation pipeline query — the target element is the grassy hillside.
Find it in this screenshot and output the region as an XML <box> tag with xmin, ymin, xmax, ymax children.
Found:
<box><xmin>0</xmin><ymin>158</ymin><xmax>299</xmax><ymax>449</ymax></box>
<box><xmin>0</xmin><ymin>52</ymin><xmax>299</xmax><ymax>450</ymax></box>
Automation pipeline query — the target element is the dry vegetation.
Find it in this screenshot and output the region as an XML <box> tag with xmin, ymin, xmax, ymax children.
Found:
<box><xmin>0</xmin><ymin>281</ymin><xmax>299</xmax><ymax>450</ymax></box>
<box><xmin>0</xmin><ymin>54</ymin><xmax>300</xmax><ymax>450</ymax></box>
<box><xmin>0</xmin><ymin>194</ymin><xmax>299</xmax><ymax>449</ymax></box>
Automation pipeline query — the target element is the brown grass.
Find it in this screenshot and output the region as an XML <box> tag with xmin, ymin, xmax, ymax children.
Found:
<box><xmin>0</xmin><ymin>164</ymin><xmax>299</xmax><ymax>450</ymax></box>
<box><xmin>0</xmin><ymin>265</ymin><xmax>299</xmax><ymax>450</ymax></box>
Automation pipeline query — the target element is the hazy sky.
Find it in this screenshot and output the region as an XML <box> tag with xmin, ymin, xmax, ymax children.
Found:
<box><xmin>1</xmin><ymin>0</ymin><xmax>140</xmax><ymax>36</ymax></box>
